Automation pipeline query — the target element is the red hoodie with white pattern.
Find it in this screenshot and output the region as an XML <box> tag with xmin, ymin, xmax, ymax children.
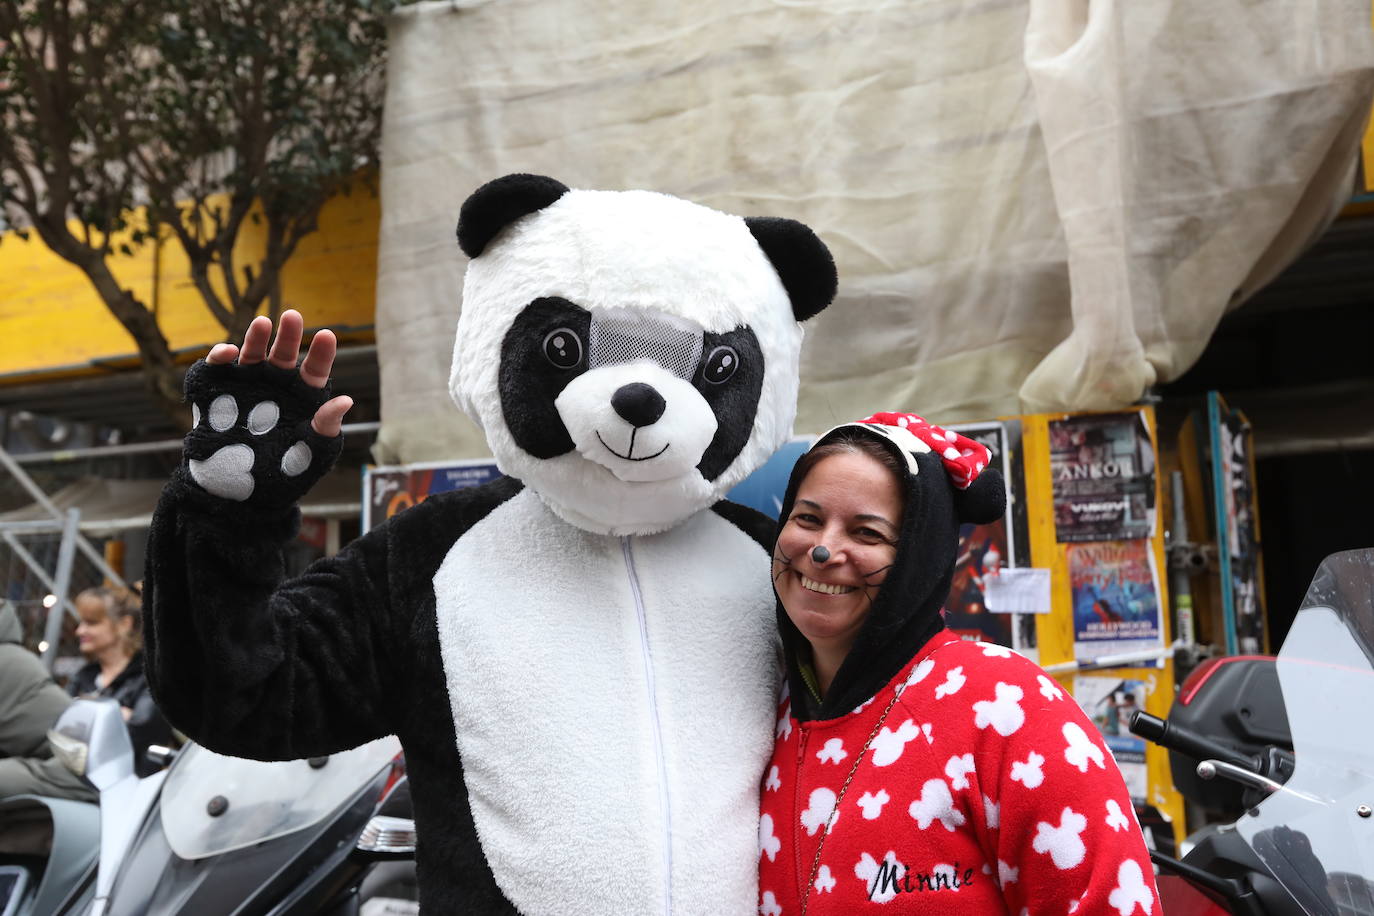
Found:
<box><xmin>758</xmin><ymin>631</ymin><xmax>1160</xmax><ymax>915</ymax></box>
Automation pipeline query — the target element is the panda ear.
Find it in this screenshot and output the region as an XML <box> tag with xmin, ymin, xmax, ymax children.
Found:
<box><xmin>744</xmin><ymin>216</ymin><xmax>837</xmax><ymax>322</ymax></box>
<box><xmin>953</xmin><ymin>468</ymin><xmax>1007</xmax><ymax>526</ymax></box>
<box><xmin>457</xmin><ymin>173</ymin><xmax>570</xmax><ymax>258</ymax></box>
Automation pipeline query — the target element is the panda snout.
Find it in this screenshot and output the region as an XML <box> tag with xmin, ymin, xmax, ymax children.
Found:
<box><xmin>611</xmin><ymin>383</ymin><xmax>666</xmax><ymax>428</ymax></box>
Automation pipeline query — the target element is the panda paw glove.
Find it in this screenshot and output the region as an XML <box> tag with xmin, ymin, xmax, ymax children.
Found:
<box><xmin>177</xmin><ymin>358</ymin><xmax>343</xmax><ymax>512</ymax></box>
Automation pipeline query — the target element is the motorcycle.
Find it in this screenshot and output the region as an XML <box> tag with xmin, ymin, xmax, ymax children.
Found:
<box><xmin>1</xmin><ymin>697</ymin><xmax>417</xmax><ymax>916</ymax></box>
<box><xmin>1129</xmin><ymin>548</ymin><xmax>1374</xmax><ymax>915</ymax></box>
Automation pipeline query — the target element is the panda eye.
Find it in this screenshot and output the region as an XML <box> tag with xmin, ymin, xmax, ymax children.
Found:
<box><xmin>542</xmin><ymin>328</ymin><xmax>583</xmax><ymax>369</ymax></box>
<box><xmin>702</xmin><ymin>346</ymin><xmax>739</xmax><ymax>385</ymax></box>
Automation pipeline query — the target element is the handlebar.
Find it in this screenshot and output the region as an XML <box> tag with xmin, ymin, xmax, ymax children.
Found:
<box><xmin>1128</xmin><ymin>710</ymin><xmax>1258</xmax><ymax>771</ymax></box>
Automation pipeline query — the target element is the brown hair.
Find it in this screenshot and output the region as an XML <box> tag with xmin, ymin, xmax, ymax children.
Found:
<box><xmin>76</xmin><ymin>585</ymin><xmax>143</xmax><ymax>657</ymax></box>
<box><xmin>790</xmin><ymin>430</ymin><xmax>908</xmax><ymax>503</ymax></box>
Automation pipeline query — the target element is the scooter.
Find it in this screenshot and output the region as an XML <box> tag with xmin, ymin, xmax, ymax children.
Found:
<box><xmin>1128</xmin><ymin>548</ymin><xmax>1374</xmax><ymax>915</ymax></box>
<box><xmin>2</xmin><ymin>697</ymin><xmax>418</xmax><ymax>916</ymax></box>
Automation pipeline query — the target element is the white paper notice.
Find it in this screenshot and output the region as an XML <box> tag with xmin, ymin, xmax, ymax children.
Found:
<box><xmin>984</xmin><ymin>568</ymin><xmax>1053</xmax><ymax>615</ymax></box>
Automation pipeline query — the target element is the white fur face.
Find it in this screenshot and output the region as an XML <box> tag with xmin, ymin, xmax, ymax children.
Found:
<box><xmin>450</xmin><ymin>187</ymin><xmax>805</xmax><ymax>535</ymax></box>
<box><xmin>555</xmin><ymin>360</ymin><xmax>718</xmax><ymax>484</ymax></box>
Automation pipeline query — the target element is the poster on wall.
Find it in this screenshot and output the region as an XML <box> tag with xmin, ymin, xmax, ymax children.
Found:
<box><xmin>1049</xmin><ymin>412</ymin><xmax>1156</xmax><ymax>543</ymax></box>
<box><xmin>944</xmin><ymin>421</ymin><xmax>1038</xmax><ymax>658</ymax></box>
<box><xmin>1073</xmin><ymin>674</ymin><xmax>1151</xmax><ymax>803</ymax></box>
<box><xmin>362</xmin><ymin>459</ymin><xmax>502</xmax><ymax>530</ymax></box>
<box><xmin>1067</xmin><ymin>540</ymin><xmax>1164</xmax><ymax>660</ymax></box>
<box><xmin>1211</xmin><ymin>393</ymin><xmax>1267</xmax><ymax>655</ymax></box>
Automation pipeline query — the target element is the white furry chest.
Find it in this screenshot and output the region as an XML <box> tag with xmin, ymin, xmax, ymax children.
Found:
<box><xmin>432</xmin><ymin>489</ymin><xmax>778</xmax><ymax>915</ymax></box>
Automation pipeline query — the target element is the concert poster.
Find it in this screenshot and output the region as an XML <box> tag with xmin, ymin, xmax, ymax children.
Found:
<box><xmin>1049</xmin><ymin>412</ymin><xmax>1156</xmax><ymax>543</ymax></box>
<box><xmin>943</xmin><ymin>421</ymin><xmax>1037</xmax><ymax>657</ymax></box>
<box><xmin>1067</xmin><ymin>539</ymin><xmax>1163</xmax><ymax>660</ymax></box>
<box><xmin>363</xmin><ymin>459</ymin><xmax>502</xmax><ymax>530</ymax></box>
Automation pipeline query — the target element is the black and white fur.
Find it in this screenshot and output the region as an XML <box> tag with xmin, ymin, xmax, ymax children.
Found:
<box><xmin>143</xmin><ymin>173</ymin><xmax>835</xmax><ymax>915</ymax></box>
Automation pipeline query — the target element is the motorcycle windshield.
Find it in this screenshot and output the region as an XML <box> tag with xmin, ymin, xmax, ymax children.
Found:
<box><xmin>161</xmin><ymin>735</ymin><xmax>401</xmax><ymax>860</ymax></box>
<box><xmin>1236</xmin><ymin>549</ymin><xmax>1374</xmax><ymax>915</ymax></box>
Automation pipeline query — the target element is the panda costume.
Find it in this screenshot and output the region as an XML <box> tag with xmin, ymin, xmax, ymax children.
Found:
<box><xmin>143</xmin><ymin>174</ymin><xmax>837</xmax><ymax>915</ymax></box>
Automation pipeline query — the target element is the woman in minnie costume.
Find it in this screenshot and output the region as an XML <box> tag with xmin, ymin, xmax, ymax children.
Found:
<box><xmin>759</xmin><ymin>413</ymin><xmax>1159</xmax><ymax>915</ymax></box>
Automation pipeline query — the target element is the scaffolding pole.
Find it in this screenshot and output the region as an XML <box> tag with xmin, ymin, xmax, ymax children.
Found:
<box><xmin>1</xmin><ymin>530</ymin><xmax>81</xmax><ymax>623</ymax></box>
<box><xmin>40</xmin><ymin>509</ymin><xmax>80</xmax><ymax>670</ymax></box>
<box><xmin>0</xmin><ymin>442</ymin><xmax>125</xmax><ymax>587</ymax></box>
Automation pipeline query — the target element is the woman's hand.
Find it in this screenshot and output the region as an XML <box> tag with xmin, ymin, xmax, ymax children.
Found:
<box><xmin>206</xmin><ymin>309</ymin><xmax>353</xmax><ymax>436</ymax></box>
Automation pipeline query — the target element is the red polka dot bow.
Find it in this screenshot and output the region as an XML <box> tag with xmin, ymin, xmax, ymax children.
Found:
<box><xmin>855</xmin><ymin>412</ymin><xmax>992</xmax><ymax>490</ymax></box>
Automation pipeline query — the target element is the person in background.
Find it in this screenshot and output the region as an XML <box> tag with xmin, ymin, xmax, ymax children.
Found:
<box><xmin>68</xmin><ymin>584</ymin><xmax>174</xmax><ymax>778</ymax></box>
<box><xmin>758</xmin><ymin>413</ymin><xmax>1158</xmax><ymax>914</ymax></box>
<box><xmin>0</xmin><ymin>600</ymin><xmax>95</xmax><ymax>801</ymax></box>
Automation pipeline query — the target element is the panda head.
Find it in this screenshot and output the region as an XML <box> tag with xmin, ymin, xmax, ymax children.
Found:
<box><xmin>450</xmin><ymin>174</ymin><xmax>836</xmax><ymax>536</ymax></box>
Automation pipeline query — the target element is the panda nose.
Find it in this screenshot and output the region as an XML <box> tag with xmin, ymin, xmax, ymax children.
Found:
<box><xmin>612</xmin><ymin>383</ymin><xmax>666</xmax><ymax>428</ymax></box>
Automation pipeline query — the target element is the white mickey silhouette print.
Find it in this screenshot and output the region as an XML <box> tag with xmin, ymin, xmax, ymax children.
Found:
<box><xmin>764</xmin><ymin>765</ymin><xmax>781</xmax><ymax>793</ymax></box>
<box><xmin>998</xmin><ymin>859</ymin><xmax>1019</xmax><ymax>888</ymax></box>
<box><xmin>1010</xmin><ymin>751</ymin><xmax>1046</xmax><ymax>789</ymax></box>
<box><xmin>1032</xmin><ymin>807</ymin><xmax>1088</xmax><ymax>870</ymax></box>
<box><xmin>776</xmin><ymin>702</ymin><xmax>792</xmax><ymax>740</ymax></box>
<box><xmin>817</xmin><ymin>737</ymin><xmax>847</xmax><ymax>764</ymax></box>
<box><xmin>1109</xmin><ymin>859</ymin><xmax>1155</xmax><ymax>915</ymax></box>
<box><xmin>1063</xmin><ymin>722</ymin><xmax>1106</xmax><ymax>772</ymax></box>
<box><xmin>908</xmin><ymin>778</ymin><xmax>966</xmax><ymax>832</ymax></box>
<box><xmin>978</xmin><ymin>642</ymin><xmax>1012</xmax><ymax>658</ymax></box>
<box><xmin>871</xmin><ymin>719</ymin><xmax>920</xmax><ymax>766</ymax></box>
<box><xmin>945</xmin><ymin>753</ymin><xmax>976</xmax><ymax>791</ymax></box>
<box><xmin>759</xmin><ymin>890</ymin><xmax>782</xmax><ymax>916</ymax></box>
<box><xmin>854</xmin><ymin>851</ymin><xmax>906</xmax><ymax>903</ymax></box>
<box><xmin>814</xmin><ymin>864</ymin><xmax>836</xmax><ymax>894</ymax></box>
<box><xmin>1105</xmin><ymin>799</ymin><xmax>1131</xmax><ymax>831</ymax></box>
<box><xmin>921</xmin><ymin>722</ymin><xmax>934</xmax><ymax>744</ymax></box>
<box><xmin>983</xmin><ymin>794</ymin><xmax>1000</xmax><ymax>828</ymax></box>
<box><xmin>895</xmin><ymin>657</ymin><xmax>936</xmax><ymax>697</ymax></box>
<box><xmin>853</xmin><ymin>696</ymin><xmax>876</xmax><ymax>714</ymax></box>
<box><xmin>973</xmin><ymin>682</ymin><xmax>1026</xmax><ymax>736</ymax></box>
<box><xmin>759</xmin><ymin>813</ymin><xmax>781</xmax><ymax>862</ymax></box>
<box><xmin>1038</xmin><ymin>674</ymin><xmax>1065</xmax><ymax>701</ymax></box>
<box><xmin>857</xmin><ymin>789</ymin><xmax>890</xmax><ymax>820</ymax></box>
<box><xmin>935</xmin><ymin>666</ymin><xmax>967</xmax><ymax>699</ymax></box>
<box><xmin>801</xmin><ymin>787</ymin><xmax>840</xmax><ymax>836</ymax></box>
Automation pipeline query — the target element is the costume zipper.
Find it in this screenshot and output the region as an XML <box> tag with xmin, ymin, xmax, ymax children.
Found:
<box><xmin>622</xmin><ymin>535</ymin><xmax>673</xmax><ymax>916</ymax></box>
<box><xmin>794</xmin><ymin>726</ymin><xmax>809</xmax><ymax>902</ymax></box>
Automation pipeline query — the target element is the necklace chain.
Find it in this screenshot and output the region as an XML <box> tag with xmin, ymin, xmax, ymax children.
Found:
<box><xmin>798</xmin><ymin>686</ymin><xmax>904</xmax><ymax>916</ymax></box>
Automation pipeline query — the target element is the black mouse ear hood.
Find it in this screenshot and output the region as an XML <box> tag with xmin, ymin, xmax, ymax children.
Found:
<box><xmin>457</xmin><ymin>173</ymin><xmax>570</xmax><ymax>258</ymax></box>
<box><xmin>776</xmin><ymin>412</ymin><xmax>1007</xmax><ymax>720</ymax></box>
<box><xmin>955</xmin><ymin>467</ymin><xmax>1006</xmax><ymax>526</ymax></box>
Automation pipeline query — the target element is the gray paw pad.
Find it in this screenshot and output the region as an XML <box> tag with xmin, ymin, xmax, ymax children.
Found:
<box><xmin>189</xmin><ymin>444</ymin><xmax>257</xmax><ymax>501</ymax></box>
<box><xmin>209</xmin><ymin>394</ymin><xmax>238</xmax><ymax>432</ymax></box>
<box><xmin>281</xmin><ymin>441</ymin><xmax>312</xmax><ymax>477</ymax></box>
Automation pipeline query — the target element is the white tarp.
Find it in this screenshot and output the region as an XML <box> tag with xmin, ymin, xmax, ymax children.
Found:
<box><xmin>373</xmin><ymin>0</ymin><xmax>1374</xmax><ymax>464</ymax></box>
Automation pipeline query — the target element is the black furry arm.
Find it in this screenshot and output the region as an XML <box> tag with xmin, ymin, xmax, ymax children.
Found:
<box><xmin>142</xmin><ymin>480</ymin><xmax>401</xmax><ymax>761</ymax></box>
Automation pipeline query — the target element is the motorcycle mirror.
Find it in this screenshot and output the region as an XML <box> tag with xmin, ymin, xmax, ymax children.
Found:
<box><xmin>47</xmin><ymin>699</ymin><xmax>134</xmax><ymax>790</ymax></box>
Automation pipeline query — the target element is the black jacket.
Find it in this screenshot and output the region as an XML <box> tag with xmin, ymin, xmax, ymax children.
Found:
<box><xmin>69</xmin><ymin>652</ymin><xmax>175</xmax><ymax>778</ymax></box>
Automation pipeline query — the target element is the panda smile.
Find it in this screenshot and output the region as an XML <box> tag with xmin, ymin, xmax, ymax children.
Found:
<box><xmin>596</xmin><ymin>430</ymin><xmax>670</xmax><ymax>462</ymax></box>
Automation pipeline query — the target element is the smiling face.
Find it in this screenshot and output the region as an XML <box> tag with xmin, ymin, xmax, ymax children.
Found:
<box><xmin>773</xmin><ymin>449</ymin><xmax>904</xmax><ymax>663</ymax></box>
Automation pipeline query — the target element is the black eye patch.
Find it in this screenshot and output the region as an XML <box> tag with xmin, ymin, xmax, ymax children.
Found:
<box><xmin>499</xmin><ymin>297</ymin><xmax>591</xmax><ymax>459</ymax></box>
<box><xmin>694</xmin><ymin>326</ymin><xmax>764</xmax><ymax>481</ymax></box>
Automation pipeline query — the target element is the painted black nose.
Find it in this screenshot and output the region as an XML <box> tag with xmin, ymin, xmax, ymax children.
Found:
<box><xmin>612</xmin><ymin>383</ymin><xmax>666</xmax><ymax>428</ymax></box>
